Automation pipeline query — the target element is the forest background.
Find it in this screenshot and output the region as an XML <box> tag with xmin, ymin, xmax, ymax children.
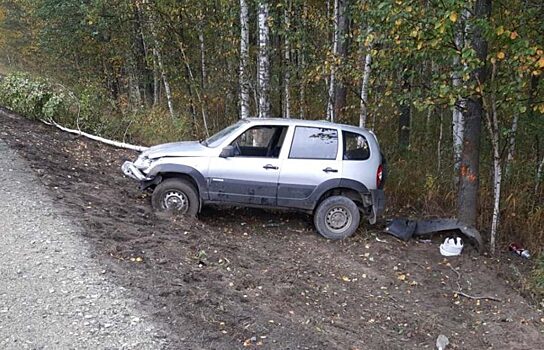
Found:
<box><xmin>0</xmin><ymin>0</ymin><xmax>543</xmax><ymax>291</ymax></box>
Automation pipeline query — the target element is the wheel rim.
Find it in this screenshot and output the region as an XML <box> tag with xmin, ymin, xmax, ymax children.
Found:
<box><xmin>325</xmin><ymin>206</ymin><xmax>352</xmax><ymax>233</ymax></box>
<box><xmin>163</xmin><ymin>191</ymin><xmax>189</xmax><ymax>213</ymax></box>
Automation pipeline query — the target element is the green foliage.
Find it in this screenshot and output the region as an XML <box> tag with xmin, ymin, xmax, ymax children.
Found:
<box><xmin>0</xmin><ymin>72</ymin><xmax>68</xmax><ymax>120</ymax></box>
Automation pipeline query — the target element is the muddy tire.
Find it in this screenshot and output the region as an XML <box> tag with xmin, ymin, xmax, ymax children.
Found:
<box><xmin>314</xmin><ymin>196</ymin><xmax>360</xmax><ymax>240</ymax></box>
<box><xmin>151</xmin><ymin>178</ymin><xmax>199</xmax><ymax>216</ymax></box>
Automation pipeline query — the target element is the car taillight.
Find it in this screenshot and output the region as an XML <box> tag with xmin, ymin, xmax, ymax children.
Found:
<box><xmin>377</xmin><ymin>164</ymin><xmax>383</xmax><ymax>189</ymax></box>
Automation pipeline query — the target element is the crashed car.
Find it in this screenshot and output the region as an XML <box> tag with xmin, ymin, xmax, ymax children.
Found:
<box><xmin>122</xmin><ymin>118</ymin><xmax>386</xmax><ymax>240</ymax></box>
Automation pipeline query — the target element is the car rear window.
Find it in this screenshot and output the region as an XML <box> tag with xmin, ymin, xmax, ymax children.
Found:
<box><xmin>289</xmin><ymin>127</ymin><xmax>338</xmax><ymax>160</ymax></box>
<box><xmin>343</xmin><ymin>131</ymin><xmax>370</xmax><ymax>160</ymax></box>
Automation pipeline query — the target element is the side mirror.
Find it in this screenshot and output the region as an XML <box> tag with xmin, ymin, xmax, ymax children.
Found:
<box><xmin>220</xmin><ymin>145</ymin><xmax>235</xmax><ymax>158</ymax></box>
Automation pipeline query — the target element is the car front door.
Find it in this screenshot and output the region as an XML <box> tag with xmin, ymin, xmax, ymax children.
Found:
<box><xmin>207</xmin><ymin>125</ymin><xmax>288</xmax><ymax>206</ymax></box>
<box><xmin>277</xmin><ymin>126</ymin><xmax>342</xmax><ymax>210</ymax></box>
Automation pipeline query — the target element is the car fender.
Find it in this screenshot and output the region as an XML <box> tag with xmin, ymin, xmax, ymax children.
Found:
<box><xmin>305</xmin><ymin>179</ymin><xmax>370</xmax><ymax>211</ymax></box>
<box><xmin>146</xmin><ymin>163</ymin><xmax>208</xmax><ymax>199</ymax></box>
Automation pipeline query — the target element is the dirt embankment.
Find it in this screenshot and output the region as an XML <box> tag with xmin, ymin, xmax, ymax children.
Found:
<box><xmin>1</xmin><ymin>107</ymin><xmax>543</xmax><ymax>349</ymax></box>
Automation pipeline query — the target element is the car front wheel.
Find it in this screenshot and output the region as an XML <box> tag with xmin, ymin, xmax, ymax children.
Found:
<box><xmin>151</xmin><ymin>178</ymin><xmax>199</xmax><ymax>216</ymax></box>
<box><xmin>314</xmin><ymin>196</ymin><xmax>360</xmax><ymax>240</ymax></box>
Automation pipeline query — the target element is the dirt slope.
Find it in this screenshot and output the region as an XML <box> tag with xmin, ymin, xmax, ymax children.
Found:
<box><xmin>1</xmin><ymin>108</ymin><xmax>543</xmax><ymax>349</ymax></box>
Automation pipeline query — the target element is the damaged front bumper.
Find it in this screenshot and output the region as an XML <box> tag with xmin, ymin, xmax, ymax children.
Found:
<box><xmin>121</xmin><ymin>161</ymin><xmax>153</xmax><ymax>181</ymax></box>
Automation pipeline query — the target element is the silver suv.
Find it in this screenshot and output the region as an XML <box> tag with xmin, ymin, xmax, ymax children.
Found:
<box><xmin>122</xmin><ymin>118</ymin><xmax>386</xmax><ymax>240</ymax></box>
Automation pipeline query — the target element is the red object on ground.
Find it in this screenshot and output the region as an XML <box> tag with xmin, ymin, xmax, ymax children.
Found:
<box><xmin>509</xmin><ymin>243</ymin><xmax>530</xmax><ymax>259</ymax></box>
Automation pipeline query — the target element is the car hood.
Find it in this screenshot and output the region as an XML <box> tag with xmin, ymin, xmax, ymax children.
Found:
<box><xmin>143</xmin><ymin>141</ymin><xmax>209</xmax><ymax>159</ymax></box>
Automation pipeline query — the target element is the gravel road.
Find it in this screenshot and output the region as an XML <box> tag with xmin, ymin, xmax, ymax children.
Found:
<box><xmin>0</xmin><ymin>139</ymin><xmax>169</xmax><ymax>349</ymax></box>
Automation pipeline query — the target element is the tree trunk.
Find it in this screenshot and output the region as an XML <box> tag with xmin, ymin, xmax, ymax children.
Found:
<box><xmin>282</xmin><ymin>0</ymin><xmax>291</xmax><ymax>119</ymax></box>
<box><xmin>327</xmin><ymin>0</ymin><xmax>342</xmax><ymax>122</ymax></box>
<box><xmin>178</xmin><ymin>41</ymin><xmax>209</xmax><ymax>137</ymax></box>
<box><xmin>152</xmin><ymin>53</ymin><xmax>160</xmax><ymax>108</ymax></box>
<box><xmin>452</xmin><ymin>11</ymin><xmax>469</xmax><ymax>174</ymax></box>
<box><xmin>457</xmin><ymin>0</ymin><xmax>491</xmax><ymax>227</ymax></box>
<box><xmin>484</xmin><ymin>62</ymin><xmax>501</xmax><ymax>254</ymax></box>
<box><xmin>437</xmin><ymin>108</ymin><xmax>443</xmax><ymax>174</ymax></box>
<box><xmin>298</xmin><ymin>1</ymin><xmax>308</xmax><ymax>119</ymax></box>
<box><xmin>239</xmin><ymin>0</ymin><xmax>250</xmax><ymax>119</ymax></box>
<box><xmin>359</xmin><ymin>32</ymin><xmax>372</xmax><ymax>128</ymax></box>
<box><xmin>398</xmin><ymin>69</ymin><xmax>411</xmax><ymax>150</ymax></box>
<box><xmin>154</xmin><ymin>47</ymin><xmax>175</xmax><ymax>119</ymax></box>
<box><xmin>334</xmin><ymin>0</ymin><xmax>349</xmax><ymax>119</ymax></box>
<box><xmin>133</xmin><ymin>0</ymin><xmax>153</xmax><ymax>106</ymax></box>
<box><xmin>257</xmin><ymin>1</ymin><xmax>271</xmax><ymax>118</ymax></box>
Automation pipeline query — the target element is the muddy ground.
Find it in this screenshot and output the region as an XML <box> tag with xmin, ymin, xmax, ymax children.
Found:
<box><xmin>1</xmin><ymin>107</ymin><xmax>543</xmax><ymax>349</ymax></box>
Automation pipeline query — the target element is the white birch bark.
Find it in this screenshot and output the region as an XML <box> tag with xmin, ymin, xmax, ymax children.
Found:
<box><xmin>484</xmin><ymin>63</ymin><xmax>502</xmax><ymax>254</ymax></box>
<box><xmin>147</xmin><ymin>12</ymin><xmax>175</xmax><ymax>119</ymax></box>
<box><xmin>327</xmin><ymin>0</ymin><xmax>340</xmax><ymax>122</ymax></box>
<box><xmin>283</xmin><ymin>1</ymin><xmax>291</xmax><ymax>119</ymax></box>
<box><xmin>257</xmin><ymin>1</ymin><xmax>271</xmax><ymax>119</ymax></box>
<box><xmin>359</xmin><ymin>48</ymin><xmax>372</xmax><ymax>128</ymax></box>
<box><xmin>41</xmin><ymin>119</ymin><xmax>148</xmax><ymax>152</ymax></box>
<box><xmin>154</xmin><ymin>48</ymin><xmax>175</xmax><ymax>119</ymax></box>
<box><xmin>198</xmin><ymin>24</ymin><xmax>207</xmax><ymax>89</ymax></box>
<box><xmin>452</xmin><ymin>10</ymin><xmax>470</xmax><ymax>173</ymax></box>
<box><xmin>505</xmin><ymin>114</ymin><xmax>518</xmax><ymax>176</ymax></box>
<box><xmin>298</xmin><ymin>1</ymin><xmax>307</xmax><ymax>119</ymax></box>
<box><xmin>239</xmin><ymin>0</ymin><xmax>250</xmax><ymax>119</ymax></box>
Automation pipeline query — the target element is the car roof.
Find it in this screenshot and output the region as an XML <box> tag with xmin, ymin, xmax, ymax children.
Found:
<box><xmin>243</xmin><ymin>117</ymin><xmax>371</xmax><ymax>135</ymax></box>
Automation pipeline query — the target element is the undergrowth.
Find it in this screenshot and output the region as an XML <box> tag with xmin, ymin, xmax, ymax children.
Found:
<box><xmin>0</xmin><ymin>72</ymin><xmax>189</xmax><ymax>145</ymax></box>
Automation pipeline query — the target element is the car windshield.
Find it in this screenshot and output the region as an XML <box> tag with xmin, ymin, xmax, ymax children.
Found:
<box><xmin>202</xmin><ymin>120</ymin><xmax>248</xmax><ymax>148</ymax></box>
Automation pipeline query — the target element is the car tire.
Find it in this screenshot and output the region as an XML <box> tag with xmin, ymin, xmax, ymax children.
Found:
<box><xmin>151</xmin><ymin>178</ymin><xmax>199</xmax><ymax>216</ymax></box>
<box><xmin>314</xmin><ymin>196</ymin><xmax>360</xmax><ymax>240</ymax></box>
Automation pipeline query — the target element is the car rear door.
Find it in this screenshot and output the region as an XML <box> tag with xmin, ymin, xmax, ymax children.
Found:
<box><xmin>277</xmin><ymin>126</ymin><xmax>342</xmax><ymax>209</ymax></box>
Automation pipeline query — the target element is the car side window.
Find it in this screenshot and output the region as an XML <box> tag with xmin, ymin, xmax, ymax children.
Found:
<box><xmin>232</xmin><ymin>126</ymin><xmax>287</xmax><ymax>158</ymax></box>
<box><xmin>343</xmin><ymin>131</ymin><xmax>370</xmax><ymax>160</ymax></box>
<box><xmin>289</xmin><ymin>127</ymin><xmax>338</xmax><ymax>160</ymax></box>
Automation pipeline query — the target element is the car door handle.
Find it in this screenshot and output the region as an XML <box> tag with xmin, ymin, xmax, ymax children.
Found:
<box><xmin>263</xmin><ymin>164</ymin><xmax>279</xmax><ymax>170</ymax></box>
<box><xmin>323</xmin><ymin>167</ymin><xmax>338</xmax><ymax>173</ymax></box>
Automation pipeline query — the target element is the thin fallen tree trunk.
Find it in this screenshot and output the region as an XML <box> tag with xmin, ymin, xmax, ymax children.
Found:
<box><xmin>41</xmin><ymin>119</ymin><xmax>148</xmax><ymax>152</ymax></box>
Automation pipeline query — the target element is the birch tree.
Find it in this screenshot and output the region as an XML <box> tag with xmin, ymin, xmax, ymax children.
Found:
<box><xmin>359</xmin><ymin>28</ymin><xmax>372</xmax><ymax>128</ymax></box>
<box><xmin>282</xmin><ymin>0</ymin><xmax>291</xmax><ymax>119</ymax></box>
<box><xmin>457</xmin><ymin>0</ymin><xmax>491</xmax><ymax>228</ymax></box>
<box><xmin>452</xmin><ymin>12</ymin><xmax>467</xmax><ymax>173</ymax></box>
<box><xmin>239</xmin><ymin>0</ymin><xmax>250</xmax><ymax>119</ymax></box>
<box><xmin>257</xmin><ymin>0</ymin><xmax>271</xmax><ymax>119</ymax></box>
<box><xmin>484</xmin><ymin>62</ymin><xmax>502</xmax><ymax>254</ymax></box>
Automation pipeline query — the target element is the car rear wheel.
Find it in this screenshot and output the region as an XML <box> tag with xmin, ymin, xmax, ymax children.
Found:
<box><xmin>314</xmin><ymin>196</ymin><xmax>360</xmax><ymax>240</ymax></box>
<box><xmin>151</xmin><ymin>178</ymin><xmax>199</xmax><ymax>216</ymax></box>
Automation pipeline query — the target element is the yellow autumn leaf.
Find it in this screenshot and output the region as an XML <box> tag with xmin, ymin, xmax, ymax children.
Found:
<box><xmin>395</xmin><ymin>19</ymin><xmax>402</xmax><ymax>26</ymax></box>
<box><xmin>410</xmin><ymin>29</ymin><xmax>418</xmax><ymax>38</ymax></box>
<box><xmin>537</xmin><ymin>57</ymin><xmax>544</xmax><ymax>68</ymax></box>
<box><xmin>497</xmin><ymin>52</ymin><xmax>506</xmax><ymax>60</ymax></box>
<box><xmin>341</xmin><ymin>276</ymin><xmax>351</xmax><ymax>282</ymax></box>
<box><xmin>397</xmin><ymin>274</ymin><xmax>406</xmax><ymax>281</ymax></box>
<box><xmin>417</xmin><ymin>42</ymin><xmax>423</xmax><ymax>50</ymax></box>
<box><xmin>449</xmin><ymin>12</ymin><xmax>458</xmax><ymax>23</ymax></box>
<box><xmin>510</xmin><ymin>31</ymin><xmax>519</xmax><ymax>40</ymax></box>
<box><xmin>496</xmin><ymin>26</ymin><xmax>504</xmax><ymax>36</ymax></box>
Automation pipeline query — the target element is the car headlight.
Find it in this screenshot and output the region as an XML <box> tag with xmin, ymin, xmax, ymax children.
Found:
<box><xmin>134</xmin><ymin>156</ymin><xmax>154</xmax><ymax>169</ymax></box>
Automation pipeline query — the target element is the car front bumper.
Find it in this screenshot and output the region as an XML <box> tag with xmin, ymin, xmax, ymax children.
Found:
<box><xmin>121</xmin><ymin>161</ymin><xmax>153</xmax><ymax>181</ymax></box>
